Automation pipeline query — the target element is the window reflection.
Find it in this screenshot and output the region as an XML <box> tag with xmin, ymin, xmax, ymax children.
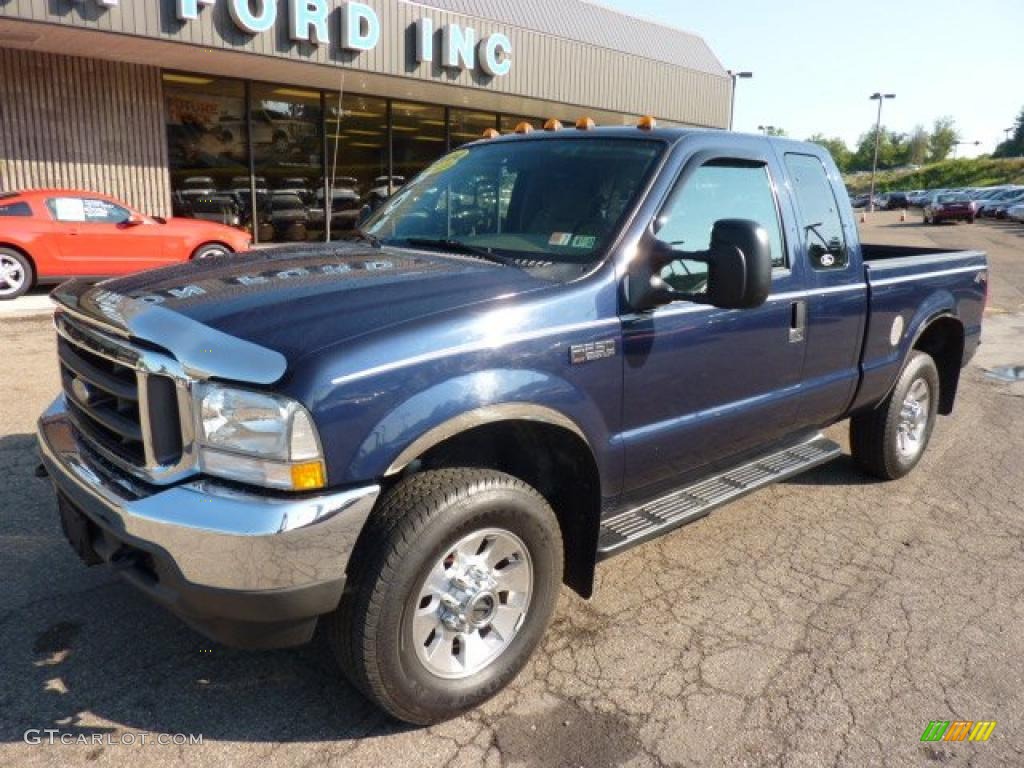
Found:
<box><xmin>251</xmin><ymin>84</ymin><xmax>322</xmax><ymax>243</ymax></box>
<box><xmin>325</xmin><ymin>94</ymin><xmax>388</xmax><ymax>237</ymax></box>
<box><xmin>392</xmin><ymin>101</ymin><xmax>446</xmax><ymax>183</ymax></box>
<box><xmin>164</xmin><ymin>75</ymin><xmax>249</xmax><ymax>231</ymax></box>
<box><xmin>450</xmin><ymin>109</ymin><xmax>498</xmax><ymax>148</ymax></box>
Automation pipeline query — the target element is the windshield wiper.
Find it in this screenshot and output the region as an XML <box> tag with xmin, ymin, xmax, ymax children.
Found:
<box><xmin>401</xmin><ymin>238</ymin><xmax>520</xmax><ymax>268</ymax></box>
<box><xmin>353</xmin><ymin>227</ymin><xmax>382</xmax><ymax>249</ymax></box>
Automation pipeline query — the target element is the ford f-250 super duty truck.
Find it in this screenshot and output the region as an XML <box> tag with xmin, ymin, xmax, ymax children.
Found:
<box><xmin>37</xmin><ymin>125</ymin><xmax>987</xmax><ymax>724</ymax></box>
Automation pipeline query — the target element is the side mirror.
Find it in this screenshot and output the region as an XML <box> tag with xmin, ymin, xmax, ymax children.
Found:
<box><xmin>702</xmin><ymin>219</ymin><xmax>773</xmax><ymax>309</ymax></box>
<box><xmin>628</xmin><ymin>219</ymin><xmax>773</xmax><ymax>311</ymax></box>
<box><xmin>123</xmin><ymin>213</ymin><xmax>146</xmax><ymax>227</ymax></box>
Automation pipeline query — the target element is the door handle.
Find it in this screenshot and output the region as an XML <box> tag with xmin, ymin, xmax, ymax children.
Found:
<box><xmin>789</xmin><ymin>300</ymin><xmax>807</xmax><ymax>343</ymax></box>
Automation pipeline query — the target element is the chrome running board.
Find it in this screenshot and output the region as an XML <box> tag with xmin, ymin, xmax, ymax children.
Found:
<box><xmin>597</xmin><ymin>434</ymin><xmax>841</xmax><ymax>559</ymax></box>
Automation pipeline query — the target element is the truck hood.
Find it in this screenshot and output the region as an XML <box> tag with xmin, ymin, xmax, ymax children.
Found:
<box><xmin>54</xmin><ymin>243</ymin><xmax>551</xmax><ymax>372</ymax></box>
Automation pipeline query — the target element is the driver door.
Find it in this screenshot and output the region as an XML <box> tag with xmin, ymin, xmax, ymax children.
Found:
<box><xmin>620</xmin><ymin>147</ymin><xmax>808</xmax><ymax>500</ymax></box>
<box><xmin>43</xmin><ymin>196</ymin><xmax>170</xmax><ymax>275</ymax></box>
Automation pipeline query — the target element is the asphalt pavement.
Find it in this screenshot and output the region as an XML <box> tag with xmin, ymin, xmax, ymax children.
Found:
<box><xmin>1</xmin><ymin>212</ymin><xmax>1022</xmax><ymax>767</ymax></box>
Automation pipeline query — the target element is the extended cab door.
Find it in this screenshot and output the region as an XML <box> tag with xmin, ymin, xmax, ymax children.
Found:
<box><xmin>776</xmin><ymin>151</ymin><xmax>867</xmax><ymax>427</ymax></box>
<box><xmin>619</xmin><ymin>142</ymin><xmax>809</xmax><ymax>499</ymax></box>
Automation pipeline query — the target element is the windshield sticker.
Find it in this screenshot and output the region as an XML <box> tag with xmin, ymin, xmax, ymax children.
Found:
<box><xmin>571</xmin><ymin>235</ymin><xmax>597</xmax><ymax>249</ymax></box>
<box><xmin>549</xmin><ymin>232</ymin><xmax>572</xmax><ymax>246</ymax></box>
<box><xmin>423</xmin><ymin>149</ymin><xmax>469</xmax><ymax>177</ymax></box>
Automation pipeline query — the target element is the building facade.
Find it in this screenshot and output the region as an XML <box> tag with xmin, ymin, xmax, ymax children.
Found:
<box><xmin>0</xmin><ymin>0</ymin><xmax>730</xmax><ymax>243</ymax></box>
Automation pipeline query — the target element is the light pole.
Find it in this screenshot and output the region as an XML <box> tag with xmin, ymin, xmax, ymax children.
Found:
<box><xmin>1004</xmin><ymin>127</ymin><xmax>1014</xmax><ymax>141</ymax></box>
<box><xmin>758</xmin><ymin>125</ymin><xmax>776</xmax><ymax>136</ymax></box>
<box><xmin>953</xmin><ymin>140</ymin><xmax>981</xmax><ymax>159</ymax></box>
<box><xmin>868</xmin><ymin>92</ymin><xmax>895</xmax><ymax>213</ymax></box>
<box><xmin>727</xmin><ymin>70</ymin><xmax>753</xmax><ymax>131</ymax></box>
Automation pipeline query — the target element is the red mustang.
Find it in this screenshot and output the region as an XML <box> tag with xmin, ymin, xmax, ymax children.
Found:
<box><xmin>0</xmin><ymin>189</ymin><xmax>252</xmax><ymax>299</ymax></box>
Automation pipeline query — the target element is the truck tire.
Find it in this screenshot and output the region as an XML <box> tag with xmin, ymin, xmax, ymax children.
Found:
<box><xmin>327</xmin><ymin>468</ymin><xmax>564</xmax><ymax>724</ymax></box>
<box><xmin>850</xmin><ymin>351</ymin><xmax>940</xmax><ymax>480</ymax></box>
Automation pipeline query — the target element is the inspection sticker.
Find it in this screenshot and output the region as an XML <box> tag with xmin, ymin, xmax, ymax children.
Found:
<box><xmin>549</xmin><ymin>232</ymin><xmax>572</xmax><ymax>246</ymax></box>
<box><xmin>571</xmin><ymin>235</ymin><xmax>597</xmax><ymax>248</ymax></box>
<box><xmin>422</xmin><ymin>149</ymin><xmax>469</xmax><ymax>176</ymax></box>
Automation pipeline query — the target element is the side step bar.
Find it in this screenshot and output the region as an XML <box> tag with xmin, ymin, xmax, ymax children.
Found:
<box><xmin>597</xmin><ymin>434</ymin><xmax>841</xmax><ymax>559</ymax></box>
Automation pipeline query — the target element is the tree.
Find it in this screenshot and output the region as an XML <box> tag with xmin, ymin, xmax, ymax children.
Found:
<box><xmin>993</xmin><ymin>106</ymin><xmax>1024</xmax><ymax>158</ymax></box>
<box><xmin>807</xmin><ymin>134</ymin><xmax>852</xmax><ymax>172</ymax></box>
<box><xmin>851</xmin><ymin>126</ymin><xmax>904</xmax><ymax>172</ymax></box>
<box><xmin>907</xmin><ymin>125</ymin><xmax>930</xmax><ymax>166</ymax></box>
<box><xmin>928</xmin><ymin>117</ymin><xmax>959</xmax><ymax>162</ymax></box>
<box><xmin>763</xmin><ymin>126</ymin><xmax>787</xmax><ymax>137</ymax></box>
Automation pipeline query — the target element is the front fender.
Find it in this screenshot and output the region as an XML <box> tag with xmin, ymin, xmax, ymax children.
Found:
<box><xmin>347</xmin><ymin>368</ymin><xmax>610</xmax><ymax>484</ymax></box>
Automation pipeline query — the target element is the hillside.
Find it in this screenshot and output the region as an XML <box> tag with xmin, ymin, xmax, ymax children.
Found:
<box><xmin>844</xmin><ymin>157</ymin><xmax>1024</xmax><ymax>193</ymax></box>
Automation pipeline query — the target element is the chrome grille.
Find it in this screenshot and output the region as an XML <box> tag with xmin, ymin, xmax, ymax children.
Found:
<box><xmin>55</xmin><ymin>312</ymin><xmax>196</xmax><ymax>484</ymax></box>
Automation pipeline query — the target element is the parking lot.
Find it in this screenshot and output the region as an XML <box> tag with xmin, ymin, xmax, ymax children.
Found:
<box><xmin>1</xmin><ymin>212</ymin><xmax>1022</xmax><ymax>767</ymax></box>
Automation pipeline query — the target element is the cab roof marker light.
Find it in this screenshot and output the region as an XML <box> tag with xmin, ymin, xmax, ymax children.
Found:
<box><xmin>638</xmin><ymin>115</ymin><xmax>657</xmax><ymax>131</ymax></box>
<box><xmin>576</xmin><ymin>117</ymin><xmax>596</xmax><ymax>131</ymax></box>
<box><xmin>514</xmin><ymin>122</ymin><xmax>534</xmax><ymax>134</ymax></box>
<box><xmin>481</xmin><ymin>128</ymin><xmax>501</xmax><ymax>139</ymax></box>
<box><xmin>544</xmin><ymin>118</ymin><xmax>563</xmax><ymax>131</ymax></box>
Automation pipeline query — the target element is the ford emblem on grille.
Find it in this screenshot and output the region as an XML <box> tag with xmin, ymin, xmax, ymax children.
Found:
<box><xmin>69</xmin><ymin>376</ymin><xmax>95</xmax><ymax>406</ymax></box>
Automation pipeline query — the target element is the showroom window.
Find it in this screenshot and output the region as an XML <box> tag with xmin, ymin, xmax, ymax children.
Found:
<box><xmin>391</xmin><ymin>101</ymin><xmax>447</xmax><ymax>185</ymax></box>
<box><xmin>162</xmin><ymin>70</ymin><xmax>575</xmax><ymax>243</ymax></box>
<box><xmin>163</xmin><ymin>74</ymin><xmax>249</xmax><ymax>230</ymax></box>
<box><xmin>499</xmin><ymin>114</ymin><xmax>545</xmax><ymax>134</ymax></box>
<box><xmin>324</xmin><ymin>93</ymin><xmax>388</xmax><ymax>237</ymax></box>
<box><xmin>450</xmin><ymin>109</ymin><xmax>499</xmax><ymax>148</ymax></box>
<box><xmin>250</xmin><ymin>83</ymin><xmax>323</xmax><ymax>244</ymax></box>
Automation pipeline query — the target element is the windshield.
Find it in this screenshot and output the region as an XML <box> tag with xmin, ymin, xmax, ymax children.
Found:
<box><xmin>363</xmin><ymin>138</ymin><xmax>664</xmax><ymax>277</ymax></box>
<box><xmin>937</xmin><ymin>194</ymin><xmax>968</xmax><ymax>203</ymax></box>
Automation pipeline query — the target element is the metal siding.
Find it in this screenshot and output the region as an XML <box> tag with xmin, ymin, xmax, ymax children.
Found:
<box><xmin>0</xmin><ymin>49</ymin><xmax>171</xmax><ymax>215</ymax></box>
<box><xmin>0</xmin><ymin>0</ymin><xmax>728</xmax><ymax>127</ymax></box>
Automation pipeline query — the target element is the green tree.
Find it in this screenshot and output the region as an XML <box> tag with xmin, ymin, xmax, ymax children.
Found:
<box><xmin>907</xmin><ymin>125</ymin><xmax>930</xmax><ymax>165</ymax></box>
<box><xmin>928</xmin><ymin>117</ymin><xmax>959</xmax><ymax>162</ymax></box>
<box><xmin>993</xmin><ymin>106</ymin><xmax>1024</xmax><ymax>158</ymax></box>
<box><xmin>851</xmin><ymin>127</ymin><xmax>904</xmax><ymax>172</ymax></box>
<box><xmin>807</xmin><ymin>134</ymin><xmax>852</xmax><ymax>171</ymax></box>
<box><xmin>764</xmin><ymin>126</ymin><xmax>787</xmax><ymax>137</ymax></box>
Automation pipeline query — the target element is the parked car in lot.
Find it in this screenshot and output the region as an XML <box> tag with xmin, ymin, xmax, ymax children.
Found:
<box><xmin>1007</xmin><ymin>203</ymin><xmax>1024</xmax><ymax>222</ymax></box>
<box><xmin>37</xmin><ymin>129</ymin><xmax>987</xmax><ymax>724</ymax></box>
<box><xmin>985</xmin><ymin>189</ymin><xmax>1024</xmax><ymax>219</ymax></box>
<box><xmin>975</xmin><ymin>187</ymin><xmax>1024</xmax><ymax>217</ymax></box>
<box><xmin>924</xmin><ymin>193</ymin><xmax>976</xmax><ymax>224</ymax></box>
<box><xmin>907</xmin><ymin>190</ymin><xmax>933</xmax><ymax>207</ymax></box>
<box><xmin>0</xmin><ymin>189</ymin><xmax>251</xmax><ymax>299</ymax></box>
<box><xmin>882</xmin><ymin>191</ymin><xmax>910</xmax><ymax>210</ymax></box>
<box><xmin>850</xmin><ymin>192</ymin><xmax>881</xmax><ymax>209</ymax></box>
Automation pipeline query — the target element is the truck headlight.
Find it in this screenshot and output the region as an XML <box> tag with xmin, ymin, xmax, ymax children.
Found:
<box><xmin>195</xmin><ymin>384</ymin><xmax>326</xmax><ymax>491</ymax></box>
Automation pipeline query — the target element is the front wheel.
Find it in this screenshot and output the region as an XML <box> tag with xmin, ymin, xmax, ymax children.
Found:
<box><xmin>850</xmin><ymin>351</ymin><xmax>940</xmax><ymax>480</ymax></box>
<box><xmin>191</xmin><ymin>242</ymin><xmax>232</xmax><ymax>260</ymax></box>
<box><xmin>0</xmin><ymin>248</ymin><xmax>33</xmax><ymax>300</ymax></box>
<box><xmin>327</xmin><ymin>468</ymin><xmax>563</xmax><ymax>724</ymax></box>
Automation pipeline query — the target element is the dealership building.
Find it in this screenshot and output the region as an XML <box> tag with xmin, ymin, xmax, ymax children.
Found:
<box><xmin>0</xmin><ymin>0</ymin><xmax>731</xmax><ymax>243</ymax></box>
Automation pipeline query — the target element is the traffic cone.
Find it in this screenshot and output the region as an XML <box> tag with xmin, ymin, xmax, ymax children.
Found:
<box><xmin>860</xmin><ymin>211</ymin><xmax>866</xmax><ymax>223</ymax></box>
<box><xmin>900</xmin><ymin>210</ymin><xmax>906</xmax><ymax>222</ymax></box>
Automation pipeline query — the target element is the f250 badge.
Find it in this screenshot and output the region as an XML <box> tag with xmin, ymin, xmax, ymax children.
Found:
<box><xmin>570</xmin><ymin>340</ymin><xmax>617</xmax><ymax>365</ymax></box>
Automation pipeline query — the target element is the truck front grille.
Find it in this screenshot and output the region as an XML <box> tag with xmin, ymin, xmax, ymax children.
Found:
<box><xmin>55</xmin><ymin>313</ymin><xmax>191</xmax><ymax>481</ymax></box>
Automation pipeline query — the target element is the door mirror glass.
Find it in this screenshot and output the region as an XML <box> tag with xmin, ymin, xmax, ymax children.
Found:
<box><xmin>702</xmin><ymin>219</ymin><xmax>774</xmax><ymax>309</ymax></box>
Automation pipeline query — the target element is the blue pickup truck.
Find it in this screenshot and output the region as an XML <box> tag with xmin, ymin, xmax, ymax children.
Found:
<box><xmin>37</xmin><ymin>126</ymin><xmax>987</xmax><ymax>724</ymax></box>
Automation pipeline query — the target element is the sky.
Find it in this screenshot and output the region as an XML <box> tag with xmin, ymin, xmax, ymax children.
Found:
<box><xmin>601</xmin><ymin>0</ymin><xmax>1024</xmax><ymax>157</ymax></box>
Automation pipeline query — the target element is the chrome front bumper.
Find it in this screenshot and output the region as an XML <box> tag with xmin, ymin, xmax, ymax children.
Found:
<box><xmin>38</xmin><ymin>396</ymin><xmax>380</xmax><ymax>646</ymax></box>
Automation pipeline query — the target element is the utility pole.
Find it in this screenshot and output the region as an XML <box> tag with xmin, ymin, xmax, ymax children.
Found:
<box><xmin>868</xmin><ymin>92</ymin><xmax>895</xmax><ymax>213</ymax></box>
<box><xmin>727</xmin><ymin>70</ymin><xmax>753</xmax><ymax>131</ymax></box>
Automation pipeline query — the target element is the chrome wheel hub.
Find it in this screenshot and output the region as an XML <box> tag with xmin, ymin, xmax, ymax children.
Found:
<box><xmin>411</xmin><ymin>528</ymin><xmax>533</xmax><ymax>679</ymax></box>
<box><xmin>896</xmin><ymin>378</ymin><xmax>931</xmax><ymax>459</ymax></box>
<box><xmin>0</xmin><ymin>255</ymin><xmax>25</xmax><ymax>296</ymax></box>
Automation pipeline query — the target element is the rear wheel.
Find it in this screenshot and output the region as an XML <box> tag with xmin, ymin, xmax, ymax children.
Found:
<box><xmin>0</xmin><ymin>248</ymin><xmax>33</xmax><ymax>300</ymax></box>
<box><xmin>191</xmin><ymin>242</ymin><xmax>231</xmax><ymax>260</ymax></box>
<box><xmin>850</xmin><ymin>351</ymin><xmax>940</xmax><ymax>480</ymax></box>
<box><xmin>327</xmin><ymin>468</ymin><xmax>563</xmax><ymax>724</ymax></box>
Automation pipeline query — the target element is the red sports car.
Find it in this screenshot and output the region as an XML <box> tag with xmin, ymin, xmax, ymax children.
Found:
<box><xmin>0</xmin><ymin>189</ymin><xmax>252</xmax><ymax>299</ymax></box>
